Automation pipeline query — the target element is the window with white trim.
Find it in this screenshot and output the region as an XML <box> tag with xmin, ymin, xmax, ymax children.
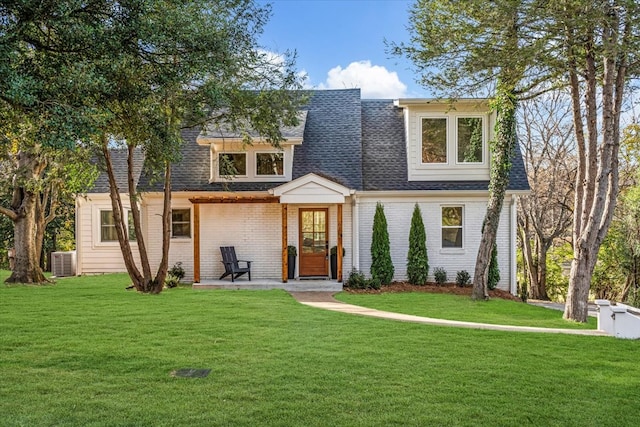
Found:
<box><xmin>100</xmin><ymin>210</ymin><xmax>136</xmax><ymax>242</ymax></box>
<box><xmin>256</xmin><ymin>152</ymin><xmax>284</xmax><ymax>176</ymax></box>
<box><xmin>218</xmin><ymin>153</ymin><xmax>247</xmax><ymax>177</ymax></box>
<box><xmin>171</xmin><ymin>209</ymin><xmax>191</xmax><ymax>238</ymax></box>
<box><xmin>420</xmin><ymin>115</ymin><xmax>486</xmax><ymax>166</ymax></box>
<box><xmin>441</xmin><ymin>206</ymin><xmax>463</xmax><ymax>248</ymax></box>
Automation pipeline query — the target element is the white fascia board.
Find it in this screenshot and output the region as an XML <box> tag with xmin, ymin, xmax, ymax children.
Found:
<box><xmin>196</xmin><ymin>136</ymin><xmax>303</xmax><ymax>147</ymax></box>
<box><xmin>270</xmin><ymin>173</ymin><xmax>352</xmax><ymax>197</ymax></box>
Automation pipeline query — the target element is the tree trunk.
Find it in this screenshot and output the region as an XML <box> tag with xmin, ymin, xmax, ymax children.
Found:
<box><xmin>3</xmin><ymin>150</ymin><xmax>48</xmax><ymax>284</ymax></box>
<box><xmin>472</xmin><ymin>87</ymin><xmax>518</xmax><ymax>300</ymax></box>
<box><xmin>564</xmin><ymin>245</ymin><xmax>596</xmax><ymax>322</ymax></box>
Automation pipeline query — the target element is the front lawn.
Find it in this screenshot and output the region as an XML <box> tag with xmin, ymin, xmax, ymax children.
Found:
<box><xmin>335</xmin><ymin>291</ymin><xmax>598</xmax><ymax>329</ymax></box>
<box><xmin>0</xmin><ymin>272</ymin><xmax>636</xmax><ymax>426</ymax></box>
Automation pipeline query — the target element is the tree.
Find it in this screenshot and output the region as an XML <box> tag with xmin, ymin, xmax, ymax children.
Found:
<box><xmin>371</xmin><ymin>202</ymin><xmax>394</xmax><ymax>285</ymax></box>
<box><xmin>488</xmin><ymin>243</ymin><xmax>500</xmax><ymax>291</ymax></box>
<box><xmin>94</xmin><ymin>0</ymin><xmax>304</xmax><ymax>293</ymax></box>
<box><xmin>395</xmin><ymin>0</ymin><xmax>640</xmax><ymax>320</ymax></box>
<box><xmin>407</xmin><ymin>203</ymin><xmax>429</xmax><ymax>285</ymax></box>
<box><xmin>0</xmin><ymin>1</ymin><xmax>111</xmax><ymax>283</ymax></box>
<box><xmin>517</xmin><ymin>92</ymin><xmax>575</xmax><ymax>300</ymax></box>
<box><xmin>394</xmin><ymin>0</ymin><xmax>533</xmax><ymax>300</ymax></box>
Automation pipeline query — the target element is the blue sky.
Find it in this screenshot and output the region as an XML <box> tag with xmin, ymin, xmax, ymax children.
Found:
<box><xmin>258</xmin><ymin>0</ymin><xmax>430</xmax><ymax>99</ymax></box>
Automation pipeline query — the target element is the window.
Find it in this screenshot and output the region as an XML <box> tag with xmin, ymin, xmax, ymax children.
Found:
<box><xmin>172</xmin><ymin>209</ymin><xmax>191</xmax><ymax>238</ymax></box>
<box><xmin>100</xmin><ymin>210</ymin><xmax>136</xmax><ymax>242</ymax></box>
<box><xmin>442</xmin><ymin>206</ymin><xmax>463</xmax><ymax>248</ymax></box>
<box><xmin>457</xmin><ymin>117</ymin><xmax>483</xmax><ymax>163</ymax></box>
<box><xmin>218</xmin><ymin>153</ymin><xmax>247</xmax><ymax>176</ymax></box>
<box><xmin>421</xmin><ymin>118</ymin><xmax>447</xmax><ymax>163</ymax></box>
<box><xmin>256</xmin><ymin>152</ymin><xmax>284</xmax><ymax>176</ymax></box>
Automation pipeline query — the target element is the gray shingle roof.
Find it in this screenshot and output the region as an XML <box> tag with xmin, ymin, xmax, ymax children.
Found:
<box><xmin>96</xmin><ymin>89</ymin><xmax>529</xmax><ymax>194</ymax></box>
<box><xmin>360</xmin><ymin>99</ymin><xmax>530</xmax><ymax>192</ymax></box>
<box><xmin>199</xmin><ymin>110</ymin><xmax>308</xmax><ymax>141</ymax></box>
<box><xmin>90</xmin><ymin>148</ymin><xmax>145</xmax><ymax>193</ymax></box>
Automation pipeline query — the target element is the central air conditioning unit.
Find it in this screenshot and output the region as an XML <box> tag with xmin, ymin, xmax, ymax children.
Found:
<box><xmin>51</xmin><ymin>251</ymin><xmax>77</xmax><ymax>277</ymax></box>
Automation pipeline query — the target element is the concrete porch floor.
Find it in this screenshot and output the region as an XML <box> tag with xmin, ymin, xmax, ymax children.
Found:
<box><xmin>192</xmin><ymin>278</ymin><xmax>343</xmax><ymax>292</ymax></box>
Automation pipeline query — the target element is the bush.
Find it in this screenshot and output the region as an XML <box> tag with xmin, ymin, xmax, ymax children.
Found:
<box><xmin>287</xmin><ymin>245</ymin><xmax>297</xmax><ymax>257</ymax></box>
<box><xmin>456</xmin><ymin>270</ymin><xmax>471</xmax><ymax>287</ymax></box>
<box><xmin>370</xmin><ymin>202</ymin><xmax>394</xmax><ymax>285</ymax></box>
<box><xmin>345</xmin><ymin>269</ymin><xmax>380</xmax><ymax>290</ymax></box>
<box><xmin>165</xmin><ymin>262</ymin><xmax>185</xmax><ymax>288</ymax></box>
<box><xmin>407</xmin><ymin>204</ymin><xmax>429</xmax><ymax>285</ymax></box>
<box><xmin>169</xmin><ymin>262</ymin><xmax>185</xmax><ymax>280</ymax></box>
<box><xmin>488</xmin><ymin>243</ymin><xmax>500</xmax><ymax>290</ymax></box>
<box><xmin>345</xmin><ymin>269</ymin><xmax>366</xmax><ymax>289</ymax></box>
<box><xmin>434</xmin><ymin>267</ymin><xmax>447</xmax><ymax>285</ymax></box>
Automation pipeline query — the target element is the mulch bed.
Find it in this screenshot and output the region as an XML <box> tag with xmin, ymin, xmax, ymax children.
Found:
<box><xmin>343</xmin><ymin>282</ymin><xmax>522</xmax><ymax>302</ymax></box>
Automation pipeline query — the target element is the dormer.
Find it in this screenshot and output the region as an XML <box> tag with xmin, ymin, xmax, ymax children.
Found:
<box><xmin>394</xmin><ymin>99</ymin><xmax>495</xmax><ymax>181</ymax></box>
<box><xmin>196</xmin><ymin>111</ymin><xmax>308</xmax><ymax>183</ymax></box>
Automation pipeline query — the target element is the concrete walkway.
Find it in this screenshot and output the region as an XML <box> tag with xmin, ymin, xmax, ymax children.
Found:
<box><xmin>289</xmin><ymin>292</ymin><xmax>607</xmax><ymax>336</ymax></box>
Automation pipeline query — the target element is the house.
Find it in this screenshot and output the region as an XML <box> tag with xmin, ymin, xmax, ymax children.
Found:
<box><xmin>75</xmin><ymin>89</ymin><xmax>530</xmax><ymax>292</ymax></box>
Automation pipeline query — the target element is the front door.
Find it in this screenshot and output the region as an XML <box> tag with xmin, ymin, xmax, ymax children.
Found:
<box><xmin>299</xmin><ymin>208</ymin><xmax>328</xmax><ymax>277</ymax></box>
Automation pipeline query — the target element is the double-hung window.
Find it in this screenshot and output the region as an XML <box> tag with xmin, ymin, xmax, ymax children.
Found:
<box><xmin>441</xmin><ymin>206</ymin><xmax>463</xmax><ymax>249</ymax></box>
<box><xmin>100</xmin><ymin>210</ymin><xmax>136</xmax><ymax>242</ymax></box>
<box><xmin>171</xmin><ymin>209</ymin><xmax>191</xmax><ymax>238</ymax></box>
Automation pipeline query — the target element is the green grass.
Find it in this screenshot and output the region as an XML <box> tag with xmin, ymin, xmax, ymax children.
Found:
<box><xmin>335</xmin><ymin>291</ymin><xmax>598</xmax><ymax>329</ymax></box>
<box><xmin>0</xmin><ymin>271</ymin><xmax>637</xmax><ymax>426</ymax></box>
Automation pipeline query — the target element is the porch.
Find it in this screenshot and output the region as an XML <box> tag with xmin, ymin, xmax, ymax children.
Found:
<box><xmin>192</xmin><ymin>278</ymin><xmax>343</xmax><ymax>292</ymax></box>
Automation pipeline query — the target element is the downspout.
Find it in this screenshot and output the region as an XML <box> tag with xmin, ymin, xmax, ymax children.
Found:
<box><xmin>352</xmin><ymin>193</ymin><xmax>359</xmax><ymax>272</ymax></box>
<box><xmin>510</xmin><ymin>194</ymin><xmax>517</xmax><ymax>295</ymax></box>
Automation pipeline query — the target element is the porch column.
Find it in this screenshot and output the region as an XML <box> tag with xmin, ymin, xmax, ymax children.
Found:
<box><xmin>337</xmin><ymin>203</ymin><xmax>343</xmax><ymax>282</ymax></box>
<box><xmin>193</xmin><ymin>203</ymin><xmax>200</xmax><ymax>283</ymax></box>
<box><xmin>282</xmin><ymin>203</ymin><xmax>288</xmax><ymax>283</ymax></box>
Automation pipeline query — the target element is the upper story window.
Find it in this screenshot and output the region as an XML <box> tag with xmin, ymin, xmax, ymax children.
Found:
<box><xmin>256</xmin><ymin>152</ymin><xmax>284</xmax><ymax>176</ymax></box>
<box><xmin>457</xmin><ymin>117</ymin><xmax>483</xmax><ymax>163</ymax></box>
<box><xmin>421</xmin><ymin>118</ymin><xmax>447</xmax><ymax>163</ymax></box>
<box><xmin>219</xmin><ymin>153</ymin><xmax>247</xmax><ymax>177</ymax></box>
<box><xmin>421</xmin><ymin>115</ymin><xmax>485</xmax><ymax>166</ymax></box>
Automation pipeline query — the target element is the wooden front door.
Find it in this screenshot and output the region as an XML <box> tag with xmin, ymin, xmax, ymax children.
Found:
<box><xmin>299</xmin><ymin>208</ymin><xmax>328</xmax><ymax>277</ymax></box>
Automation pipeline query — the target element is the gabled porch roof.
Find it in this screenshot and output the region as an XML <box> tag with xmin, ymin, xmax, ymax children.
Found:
<box><xmin>269</xmin><ymin>173</ymin><xmax>354</xmax><ymax>204</ymax></box>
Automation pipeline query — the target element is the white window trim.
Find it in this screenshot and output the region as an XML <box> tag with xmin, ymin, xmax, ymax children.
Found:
<box><xmin>255</xmin><ymin>151</ymin><xmax>285</xmax><ymax>177</ymax></box>
<box><xmin>217</xmin><ymin>152</ymin><xmax>248</xmax><ymax>178</ymax></box>
<box><xmin>440</xmin><ymin>205</ymin><xmax>465</xmax><ymax>253</ymax></box>
<box><xmin>420</xmin><ymin>116</ymin><xmax>449</xmax><ymax>165</ymax></box>
<box><xmin>454</xmin><ymin>115</ymin><xmax>486</xmax><ymax>166</ymax></box>
<box><xmin>171</xmin><ymin>208</ymin><xmax>192</xmax><ymax>240</ymax></box>
<box><xmin>417</xmin><ymin>113</ymin><xmax>488</xmax><ymax>169</ymax></box>
<box><xmin>211</xmin><ymin>145</ymin><xmax>291</xmax><ymax>183</ymax></box>
<box><xmin>94</xmin><ymin>207</ymin><xmax>138</xmax><ymax>248</ymax></box>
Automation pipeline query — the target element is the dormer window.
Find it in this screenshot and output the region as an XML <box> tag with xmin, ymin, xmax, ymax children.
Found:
<box><xmin>420</xmin><ymin>115</ymin><xmax>486</xmax><ymax>166</ymax></box>
<box><xmin>256</xmin><ymin>152</ymin><xmax>284</xmax><ymax>176</ymax></box>
<box><xmin>219</xmin><ymin>153</ymin><xmax>247</xmax><ymax>177</ymax></box>
<box><xmin>457</xmin><ymin>117</ymin><xmax>483</xmax><ymax>163</ymax></box>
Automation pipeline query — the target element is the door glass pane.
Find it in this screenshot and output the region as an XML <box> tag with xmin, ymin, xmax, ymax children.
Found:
<box><xmin>302</xmin><ymin>232</ymin><xmax>315</xmax><ymax>253</ymax></box>
<box><xmin>302</xmin><ymin>211</ymin><xmax>314</xmax><ymax>232</ymax></box>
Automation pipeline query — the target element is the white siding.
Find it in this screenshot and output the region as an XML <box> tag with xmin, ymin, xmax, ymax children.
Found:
<box><xmin>401</xmin><ymin>102</ymin><xmax>496</xmax><ymax>181</ymax></box>
<box><xmin>75</xmin><ymin>194</ymin><xmax>142</xmax><ymax>275</ymax></box>
<box><xmin>357</xmin><ymin>195</ymin><xmax>513</xmax><ymax>291</ymax></box>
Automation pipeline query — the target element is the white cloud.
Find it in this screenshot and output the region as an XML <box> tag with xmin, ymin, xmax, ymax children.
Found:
<box><xmin>319</xmin><ymin>60</ymin><xmax>407</xmax><ymax>99</ymax></box>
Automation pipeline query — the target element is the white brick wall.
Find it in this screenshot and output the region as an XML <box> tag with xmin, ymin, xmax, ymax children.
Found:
<box><xmin>357</xmin><ymin>195</ymin><xmax>513</xmax><ymax>291</ymax></box>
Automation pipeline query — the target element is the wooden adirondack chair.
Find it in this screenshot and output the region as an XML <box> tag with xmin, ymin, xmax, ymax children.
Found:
<box><xmin>219</xmin><ymin>246</ymin><xmax>251</xmax><ymax>282</ymax></box>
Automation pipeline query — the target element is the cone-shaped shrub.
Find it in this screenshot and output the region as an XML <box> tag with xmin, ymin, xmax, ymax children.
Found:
<box><xmin>371</xmin><ymin>202</ymin><xmax>394</xmax><ymax>285</ymax></box>
<box><xmin>488</xmin><ymin>243</ymin><xmax>500</xmax><ymax>290</ymax></box>
<box><xmin>407</xmin><ymin>204</ymin><xmax>429</xmax><ymax>285</ymax></box>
